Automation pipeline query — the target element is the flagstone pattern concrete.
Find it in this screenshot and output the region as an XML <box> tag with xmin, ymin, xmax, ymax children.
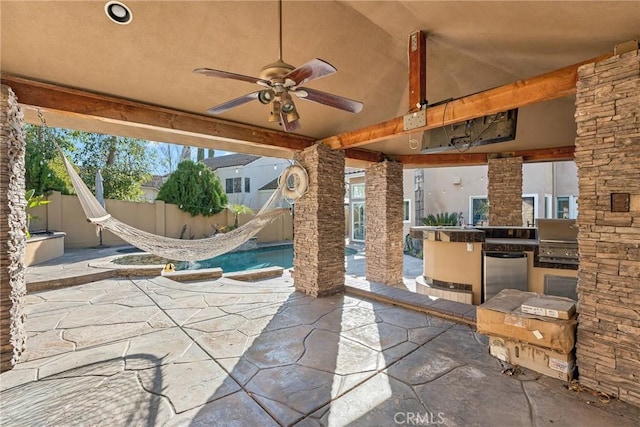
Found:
<box><xmin>2</xmin><ymin>272</ymin><xmax>639</xmax><ymax>426</ymax></box>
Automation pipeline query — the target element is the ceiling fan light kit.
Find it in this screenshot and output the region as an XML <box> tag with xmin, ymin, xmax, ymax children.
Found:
<box><xmin>194</xmin><ymin>0</ymin><xmax>363</xmax><ymax>132</ymax></box>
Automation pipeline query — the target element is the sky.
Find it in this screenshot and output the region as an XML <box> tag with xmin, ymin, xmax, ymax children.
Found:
<box><xmin>148</xmin><ymin>142</ymin><xmax>232</xmax><ymax>176</ymax></box>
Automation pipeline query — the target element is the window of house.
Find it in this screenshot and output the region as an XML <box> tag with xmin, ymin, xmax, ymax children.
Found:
<box><xmin>556</xmin><ymin>196</ymin><xmax>578</xmax><ymax>219</ymax></box>
<box><xmin>351</xmin><ymin>183</ymin><xmax>365</xmax><ymax>199</ymax></box>
<box><xmin>403</xmin><ymin>199</ymin><xmax>411</xmax><ymax>223</ymax></box>
<box><xmin>244</xmin><ymin>177</ymin><xmax>250</xmax><ymax>193</ymax></box>
<box><xmin>225</xmin><ymin>177</ymin><xmax>242</xmax><ymax>194</ymax></box>
<box><xmin>522</xmin><ymin>195</ymin><xmax>536</xmax><ymax>227</ymax></box>
<box><xmin>352</xmin><ymin>201</ymin><xmax>365</xmax><ymax>241</ymax></box>
<box><xmin>470</xmin><ymin>196</ymin><xmax>488</xmax><ymax>226</ymax></box>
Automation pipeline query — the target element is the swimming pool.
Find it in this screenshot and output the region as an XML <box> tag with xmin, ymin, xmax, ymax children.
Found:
<box><xmin>113</xmin><ymin>244</ymin><xmax>358</xmax><ymax>273</ymax></box>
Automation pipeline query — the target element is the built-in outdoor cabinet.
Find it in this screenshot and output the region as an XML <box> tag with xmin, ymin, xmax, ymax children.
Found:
<box><xmin>410</xmin><ymin>226</ymin><xmax>579</xmax><ymax>306</ymax></box>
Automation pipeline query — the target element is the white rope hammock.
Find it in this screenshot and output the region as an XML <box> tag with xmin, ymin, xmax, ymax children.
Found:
<box><xmin>57</xmin><ymin>145</ymin><xmax>306</xmax><ymax>262</ymax></box>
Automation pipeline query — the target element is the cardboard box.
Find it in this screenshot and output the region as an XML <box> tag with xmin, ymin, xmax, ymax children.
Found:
<box><xmin>521</xmin><ymin>296</ymin><xmax>576</xmax><ymax>320</ymax></box>
<box><xmin>489</xmin><ymin>336</ymin><xmax>575</xmax><ymax>381</ymax></box>
<box><xmin>477</xmin><ymin>289</ymin><xmax>577</xmax><ymax>353</ymax></box>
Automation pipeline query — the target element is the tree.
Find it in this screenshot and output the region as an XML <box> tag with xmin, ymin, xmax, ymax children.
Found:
<box><xmin>156</xmin><ymin>142</ymin><xmax>183</xmax><ymax>175</ymax></box>
<box><xmin>156</xmin><ymin>160</ymin><xmax>228</xmax><ymax>216</ymax></box>
<box><xmin>69</xmin><ymin>131</ymin><xmax>156</xmax><ymax>201</ymax></box>
<box><xmin>24</xmin><ymin>124</ymin><xmax>74</xmax><ymax>195</ymax></box>
<box><xmin>228</xmin><ymin>204</ymin><xmax>254</xmax><ymax>228</ymax></box>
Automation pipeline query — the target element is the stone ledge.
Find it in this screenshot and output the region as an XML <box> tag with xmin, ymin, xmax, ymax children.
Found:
<box><xmin>161</xmin><ymin>268</ymin><xmax>223</xmax><ymax>282</ymax></box>
<box><xmin>345</xmin><ymin>279</ymin><xmax>477</xmax><ymax>327</ymax></box>
<box><xmin>27</xmin><ymin>270</ymin><xmax>115</xmax><ymax>293</ymax></box>
<box><xmin>223</xmin><ymin>266</ymin><xmax>283</xmax><ymax>282</ymax></box>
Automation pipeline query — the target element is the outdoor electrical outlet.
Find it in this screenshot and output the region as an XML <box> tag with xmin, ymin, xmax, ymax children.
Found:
<box><xmin>403</xmin><ymin>110</ymin><xmax>426</xmax><ymax>130</ymax></box>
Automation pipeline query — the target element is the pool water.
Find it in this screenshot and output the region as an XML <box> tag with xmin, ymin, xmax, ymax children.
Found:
<box><xmin>190</xmin><ymin>245</ymin><xmax>358</xmax><ymax>272</ymax></box>
<box><xmin>114</xmin><ymin>245</ymin><xmax>358</xmax><ymax>273</ymax></box>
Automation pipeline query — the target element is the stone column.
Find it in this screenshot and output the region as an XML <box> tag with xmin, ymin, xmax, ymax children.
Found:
<box><xmin>487</xmin><ymin>156</ymin><xmax>523</xmax><ymax>226</ymax></box>
<box><xmin>574</xmin><ymin>49</ymin><xmax>640</xmax><ymax>407</ymax></box>
<box><xmin>0</xmin><ymin>85</ymin><xmax>27</xmax><ymax>372</ymax></box>
<box><xmin>365</xmin><ymin>160</ymin><xmax>404</xmax><ymax>285</ymax></box>
<box><xmin>293</xmin><ymin>144</ymin><xmax>345</xmax><ymax>297</ymax></box>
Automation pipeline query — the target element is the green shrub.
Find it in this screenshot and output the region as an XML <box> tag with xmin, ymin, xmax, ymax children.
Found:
<box><xmin>420</xmin><ymin>212</ymin><xmax>460</xmax><ymax>226</ymax></box>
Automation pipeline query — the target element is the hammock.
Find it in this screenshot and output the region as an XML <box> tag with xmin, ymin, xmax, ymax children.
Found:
<box><xmin>57</xmin><ymin>145</ymin><xmax>302</xmax><ymax>262</ymax></box>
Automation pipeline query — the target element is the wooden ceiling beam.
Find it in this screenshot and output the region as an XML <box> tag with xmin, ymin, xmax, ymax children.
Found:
<box><xmin>1</xmin><ymin>74</ymin><xmax>316</xmax><ymax>153</ymax></box>
<box><xmin>320</xmin><ymin>53</ymin><xmax>612</xmax><ymax>150</ymax></box>
<box><xmin>395</xmin><ymin>145</ymin><xmax>575</xmax><ymax>168</ymax></box>
<box><xmin>408</xmin><ymin>31</ymin><xmax>427</xmax><ymax>112</ymax></box>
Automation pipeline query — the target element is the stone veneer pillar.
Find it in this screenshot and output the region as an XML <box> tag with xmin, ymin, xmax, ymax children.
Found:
<box><xmin>574</xmin><ymin>50</ymin><xmax>640</xmax><ymax>407</ymax></box>
<box><xmin>487</xmin><ymin>156</ymin><xmax>523</xmax><ymax>226</ymax></box>
<box><xmin>0</xmin><ymin>85</ymin><xmax>27</xmax><ymax>372</ymax></box>
<box><xmin>292</xmin><ymin>143</ymin><xmax>345</xmax><ymax>296</ymax></box>
<box><xmin>365</xmin><ymin>160</ymin><xmax>404</xmax><ymax>285</ymax></box>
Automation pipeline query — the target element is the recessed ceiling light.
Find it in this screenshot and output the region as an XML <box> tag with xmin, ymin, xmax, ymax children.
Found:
<box><xmin>105</xmin><ymin>1</ymin><xmax>132</xmax><ymax>25</ymax></box>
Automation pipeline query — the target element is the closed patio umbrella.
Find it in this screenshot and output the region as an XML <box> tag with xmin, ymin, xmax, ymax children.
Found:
<box><xmin>95</xmin><ymin>169</ymin><xmax>106</xmax><ymax>247</ymax></box>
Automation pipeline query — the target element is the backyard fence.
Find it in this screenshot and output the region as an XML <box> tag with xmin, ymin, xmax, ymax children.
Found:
<box><xmin>29</xmin><ymin>192</ymin><xmax>293</xmax><ymax>249</ymax></box>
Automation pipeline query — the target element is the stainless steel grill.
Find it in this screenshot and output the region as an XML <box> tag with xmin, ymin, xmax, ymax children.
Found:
<box><xmin>537</xmin><ymin>219</ymin><xmax>578</xmax><ymax>265</ymax></box>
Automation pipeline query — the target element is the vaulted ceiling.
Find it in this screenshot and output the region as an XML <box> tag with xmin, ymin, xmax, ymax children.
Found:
<box><xmin>1</xmin><ymin>1</ymin><xmax>639</xmax><ymax>165</ymax></box>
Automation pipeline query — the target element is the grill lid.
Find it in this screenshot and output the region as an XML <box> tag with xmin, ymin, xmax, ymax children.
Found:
<box><xmin>537</xmin><ymin>219</ymin><xmax>578</xmax><ymax>243</ymax></box>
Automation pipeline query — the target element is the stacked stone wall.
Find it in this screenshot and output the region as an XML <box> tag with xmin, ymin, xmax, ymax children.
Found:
<box><xmin>488</xmin><ymin>157</ymin><xmax>523</xmax><ymax>226</ymax></box>
<box><xmin>365</xmin><ymin>161</ymin><xmax>404</xmax><ymax>285</ymax></box>
<box><xmin>574</xmin><ymin>50</ymin><xmax>640</xmax><ymax>407</ymax></box>
<box><xmin>293</xmin><ymin>144</ymin><xmax>345</xmax><ymax>296</ymax></box>
<box><xmin>0</xmin><ymin>85</ymin><xmax>27</xmax><ymax>371</ymax></box>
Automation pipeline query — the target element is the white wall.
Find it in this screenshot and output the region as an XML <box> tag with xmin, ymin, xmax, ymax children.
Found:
<box><xmin>402</xmin><ymin>168</ymin><xmax>415</xmax><ymax>238</ymax></box>
<box><xmin>215</xmin><ymin>156</ymin><xmax>290</xmax><ymax>210</ymax></box>
<box><xmin>421</xmin><ymin>161</ymin><xmax>578</xmax><ymax>225</ymax></box>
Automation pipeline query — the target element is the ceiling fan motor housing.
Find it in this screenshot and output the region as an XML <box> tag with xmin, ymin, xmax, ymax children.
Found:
<box><xmin>259</xmin><ymin>60</ymin><xmax>296</xmax><ymax>81</ymax></box>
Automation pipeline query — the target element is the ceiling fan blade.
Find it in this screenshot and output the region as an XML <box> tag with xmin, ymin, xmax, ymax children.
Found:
<box><xmin>194</xmin><ymin>67</ymin><xmax>270</xmax><ymax>86</ymax></box>
<box><xmin>293</xmin><ymin>87</ymin><xmax>363</xmax><ymax>113</ymax></box>
<box><xmin>280</xmin><ymin>111</ymin><xmax>300</xmax><ymax>132</ymax></box>
<box><xmin>284</xmin><ymin>58</ymin><xmax>337</xmax><ymax>87</ymax></box>
<box><xmin>206</xmin><ymin>92</ymin><xmax>260</xmax><ymax>114</ymax></box>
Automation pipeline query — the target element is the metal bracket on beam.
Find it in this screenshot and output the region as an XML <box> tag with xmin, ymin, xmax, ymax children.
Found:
<box><xmin>403</xmin><ymin>110</ymin><xmax>426</xmax><ymax>131</ymax></box>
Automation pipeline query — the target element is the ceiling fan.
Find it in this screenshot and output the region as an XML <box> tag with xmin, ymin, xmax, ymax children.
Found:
<box><xmin>193</xmin><ymin>0</ymin><xmax>363</xmax><ymax>132</ymax></box>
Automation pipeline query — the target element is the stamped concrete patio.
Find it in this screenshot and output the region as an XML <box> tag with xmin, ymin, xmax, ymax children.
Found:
<box><xmin>1</xmin><ymin>250</ymin><xmax>639</xmax><ymax>426</ymax></box>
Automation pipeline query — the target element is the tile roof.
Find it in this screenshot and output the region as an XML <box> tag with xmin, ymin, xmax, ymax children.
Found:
<box><xmin>141</xmin><ymin>175</ymin><xmax>165</xmax><ymax>189</ymax></box>
<box><xmin>202</xmin><ymin>153</ymin><xmax>260</xmax><ymax>170</ymax></box>
<box><xmin>259</xmin><ymin>177</ymin><xmax>279</xmax><ymax>191</ymax></box>
<box><xmin>345</xmin><ymin>167</ymin><xmax>364</xmax><ymax>175</ymax></box>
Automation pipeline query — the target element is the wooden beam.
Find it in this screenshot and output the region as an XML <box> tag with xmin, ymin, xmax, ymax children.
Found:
<box><xmin>512</xmin><ymin>145</ymin><xmax>575</xmax><ymax>163</ymax></box>
<box><xmin>344</xmin><ymin>148</ymin><xmax>385</xmax><ymax>164</ymax></box>
<box><xmin>395</xmin><ymin>146</ymin><xmax>575</xmax><ymax>168</ymax></box>
<box><xmin>320</xmin><ymin>53</ymin><xmax>612</xmax><ymax>150</ymax></box>
<box><xmin>1</xmin><ymin>74</ymin><xmax>316</xmax><ymax>153</ymax></box>
<box><xmin>408</xmin><ymin>31</ymin><xmax>427</xmax><ymax>111</ymax></box>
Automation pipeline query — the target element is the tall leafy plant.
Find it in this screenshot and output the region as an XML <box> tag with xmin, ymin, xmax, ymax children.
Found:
<box><xmin>421</xmin><ymin>212</ymin><xmax>460</xmax><ymax>226</ymax></box>
<box><xmin>156</xmin><ymin>160</ymin><xmax>228</xmax><ymax>216</ymax></box>
<box><xmin>70</xmin><ymin>131</ymin><xmax>155</xmax><ymax>201</ymax></box>
<box><xmin>228</xmin><ymin>204</ymin><xmax>254</xmax><ymax>228</ymax></box>
<box><xmin>25</xmin><ymin>189</ymin><xmax>50</xmax><ymax>238</ymax></box>
<box><xmin>24</xmin><ymin>124</ymin><xmax>74</xmax><ymax>195</ymax></box>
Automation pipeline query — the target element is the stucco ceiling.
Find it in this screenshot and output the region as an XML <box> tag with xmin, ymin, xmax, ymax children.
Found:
<box><xmin>1</xmin><ymin>1</ymin><xmax>639</xmax><ymax>159</ymax></box>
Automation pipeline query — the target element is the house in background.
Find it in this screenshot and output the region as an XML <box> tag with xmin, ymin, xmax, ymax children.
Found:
<box><xmin>343</xmin><ymin>160</ymin><xmax>578</xmax><ymax>244</ymax></box>
<box><xmin>345</xmin><ymin>168</ymin><xmax>415</xmax><ymax>244</ymax></box>
<box><xmin>418</xmin><ymin>161</ymin><xmax>578</xmax><ymax>227</ymax></box>
<box><xmin>202</xmin><ymin>154</ymin><xmax>291</xmax><ymax>210</ymax></box>
<box><xmin>140</xmin><ymin>175</ymin><xmax>166</xmax><ymax>202</ymax></box>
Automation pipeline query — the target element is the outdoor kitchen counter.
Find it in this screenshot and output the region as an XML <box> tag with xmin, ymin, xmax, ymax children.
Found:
<box><xmin>410</xmin><ymin>227</ymin><xmax>577</xmax><ymax>304</ymax></box>
<box><xmin>411</xmin><ymin>226</ymin><xmax>484</xmax><ymax>305</ymax></box>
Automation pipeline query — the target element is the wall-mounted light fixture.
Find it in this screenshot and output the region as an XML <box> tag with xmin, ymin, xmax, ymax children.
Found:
<box><xmin>105</xmin><ymin>1</ymin><xmax>133</xmax><ymax>25</ymax></box>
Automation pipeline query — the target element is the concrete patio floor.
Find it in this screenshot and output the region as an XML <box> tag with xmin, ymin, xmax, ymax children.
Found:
<box><xmin>1</xmin><ymin>249</ymin><xmax>639</xmax><ymax>426</ymax></box>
